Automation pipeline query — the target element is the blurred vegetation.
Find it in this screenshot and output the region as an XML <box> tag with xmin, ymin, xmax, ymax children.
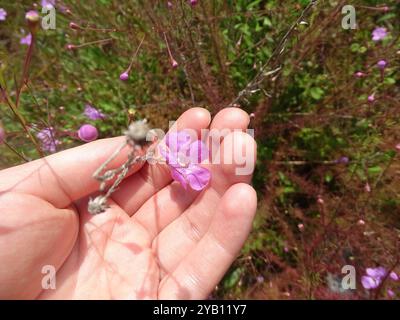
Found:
<box><xmin>0</xmin><ymin>0</ymin><xmax>399</xmax><ymax>299</ymax></box>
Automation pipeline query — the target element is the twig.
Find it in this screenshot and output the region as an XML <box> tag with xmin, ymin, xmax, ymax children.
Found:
<box><xmin>227</xmin><ymin>0</ymin><xmax>318</xmax><ymax>107</ymax></box>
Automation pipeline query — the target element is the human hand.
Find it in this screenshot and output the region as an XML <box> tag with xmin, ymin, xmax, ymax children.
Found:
<box><xmin>0</xmin><ymin>107</ymin><xmax>257</xmax><ymax>299</ymax></box>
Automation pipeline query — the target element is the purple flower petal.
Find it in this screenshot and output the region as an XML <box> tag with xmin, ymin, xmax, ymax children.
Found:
<box><xmin>390</xmin><ymin>271</ymin><xmax>399</xmax><ymax>281</ymax></box>
<box><xmin>187</xmin><ymin>140</ymin><xmax>209</xmax><ymax>164</ymax></box>
<box><xmin>366</xmin><ymin>267</ymin><xmax>387</xmax><ymax>279</ymax></box>
<box><xmin>171</xmin><ymin>165</ymin><xmax>211</xmax><ymax>191</ymax></box>
<box><xmin>186</xmin><ymin>165</ymin><xmax>211</xmax><ymax>191</ymax></box>
<box><xmin>20</xmin><ymin>33</ymin><xmax>32</xmax><ymax>46</ymax></box>
<box><xmin>83</xmin><ymin>104</ymin><xmax>106</xmax><ymax>120</ymax></box>
<box><xmin>372</xmin><ymin>27</ymin><xmax>388</xmax><ymax>42</ymax></box>
<box><xmin>171</xmin><ymin>167</ymin><xmax>188</xmax><ymax>190</ymax></box>
<box><xmin>165</xmin><ymin>131</ymin><xmax>192</xmax><ymax>153</ymax></box>
<box><xmin>37</xmin><ymin>127</ymin><xmax>60</xmax><ymax>153</ymax></box>
<box><xmin>0</xmin><ymin>8</ymin><xmax>7</xmax><ymax>21</ymax></box>
<box><xmin>361</xmin><ymin>275</ymin><xmax>379</xmax><ymax>290</ymax></box>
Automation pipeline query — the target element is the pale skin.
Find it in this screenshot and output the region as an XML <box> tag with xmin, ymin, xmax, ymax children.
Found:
<box><xmin>0</xmin><ymin>107</ymin><xmax>257</xmax><ymax>299</ymax></box>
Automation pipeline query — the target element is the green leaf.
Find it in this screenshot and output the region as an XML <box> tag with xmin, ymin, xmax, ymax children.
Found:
<box><xmin>310</xmin><ymin>87</ymin><xmax>324</xmax><ymax>100</ymax></box>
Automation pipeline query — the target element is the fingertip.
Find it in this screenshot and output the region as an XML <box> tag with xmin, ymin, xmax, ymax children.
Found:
<box><xmin>219</xmin><ymin>131</ymin><xmax>257</xmax><ymax>181</ymax></box>
<box><xmin>223</xmin><ymin>183</ymin><xmax>257</xmax><ymax>219</ymax></box>
<box><xmin>177</xmin><ymin>107</ymin><xmax>211</xmax><ymax>131</ymax></box>
<box><xmin>211</xmin><ymin>107</ymin><xmax>250</xmax><ymax>130</ymax></box>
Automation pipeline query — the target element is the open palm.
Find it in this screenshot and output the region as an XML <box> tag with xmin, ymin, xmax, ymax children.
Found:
<box><xmin>0</xmin><ymin>108</ymin><xmax>257</xmax><ymax>299</ymax></box>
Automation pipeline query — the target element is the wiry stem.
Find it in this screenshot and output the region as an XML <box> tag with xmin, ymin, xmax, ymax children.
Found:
<box><xmin>228</xmin><ymin>0</ymin><xmax>318</xmax><ymax>107</ymax></box>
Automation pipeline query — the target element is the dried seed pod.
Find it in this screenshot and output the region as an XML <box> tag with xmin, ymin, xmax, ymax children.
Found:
<box><xmin>125</xmin><ymin>119</ymin><xmax>150</xmax><ymax>146</ymax></box>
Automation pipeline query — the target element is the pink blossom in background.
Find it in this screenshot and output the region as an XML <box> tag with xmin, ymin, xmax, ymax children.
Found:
<box><xmin>361</xmin><ymin>267</ymin><xmax>387</xmax><ymax>290</ymax></box>
<box><xmin>78</xmin><ymin>124</ymin><xmax>98</xmax><ymax>142</ymax></box>
<box><xmin>159</xmin><ymin>130</ymin><xmax>211</xmax><ymax>191</ymax></box>
<box><xmin>20</xmin><ymin>33</ymin><xmax>32</xmax><ymax>46</ymax></box>
<box><xmin>41</xmin><ymin>0</ymin><xmax>56</xmax><ymax>9</ymax></box>
<box><xmin>37</xmin><ymin>127</ymin><xmax>60</xmax><ymax>153</ymax></box>
<box><xmin>83</xmin><ymin>104</ymin><xmax>106</xmax><ymax>120</ymax></box>
<box><xmin>389</xmin><ymin>271</ymin><xmax>399</xmax><ymax>281</ymax></box>
<box><xmin>0</xmin><ymin>8</ymin><xmax>7</xmax><ymax>21</ymax></box>
<box><xmin>377</xmin><ymin>60</ymin><xmax>388</xmax><ymax>70</ymax></box>
<box><xmin>119</xmin><ymin>71</ymin><xmax>129</xmax><ymax>81</ymax></box>
<box><xmin>368</xmin><ymin>93</ymin><xmax>375</xmax><ymax>103</ymax></box>
<box><xmin>372</xmin><ymin>27</ymin><xmax>388</xmax><ymax>42</ymax></box>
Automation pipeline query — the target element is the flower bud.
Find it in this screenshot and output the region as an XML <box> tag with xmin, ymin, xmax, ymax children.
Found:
<box><xmin>25</xmin><ymin>10</ymin><xmax>40</xmax><ymax>33</ymax></box>
<box><xmin>69</xmin><ymin>22</ymin><xmax>80</xmax><ymax>30</ymax></box>
<box><xmin>78</xmin><ymin>124</ymin><xmax>98</xmax><ymax>142</ymax></box>
<box><xmin>377</xmin><ymin>60</ymin><xmax>388</xmax><ymax>70</ymax></box>
<box><xmin>120</xmin><ymin>71</ymin><xmax>129</xmax><ymax>81</ymax></box>
<box><xmin>171</xmin><ymin>59</ymin><xmax>179</xmax><ymax>69</ymax></box>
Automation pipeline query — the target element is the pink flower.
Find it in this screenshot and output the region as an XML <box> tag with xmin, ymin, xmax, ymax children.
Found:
<box><xmin>372</xmin><ymin>27</ymin><xmax>388</xmax><ymax>42</ymax></box>
<box><xmin>362</xmin><ymin>267</ymin><xmax>387</xmax><ymax>290</ymax></box>
<box><xmin>0</xmin><ymin>8</ymin><xmax>7</xmax><ymax>21</ymax></box>
<box><xmin>119</xmin><ymin>71</ymin><xmax>129</xmax><ymax>81</ymax></box>
<box><xmin>159</xmin><ymin>130</ymin><xmax>211</xmax><ymax>190</ymax></box>
<box><xmin>41</xmin><ymin>0</ymin><xmax>56</xmax><ymax>9</ymax></box>
<box><xmin>390</xmin><ymin>271</ymin><xmax>399</xmax><ymax>281</ymax></box>
<box><xmin>78</xmin><ymin>124</ymin><xmax>98</xmax><ymax>142</ymax></box>
<box><xmin>171</xmin><ymin>59</ymin><xmax>179</xmax><ymax>69</ymax></box>
<box><xmin>377</xmin><ymin>60</ymin><xmax>388</xmax><ymax>69</ymax></box>
<box><xmin>20</xmin><ymin>33</ymin><xmax>32</xmax><ymax>46</ymax></box>
<box><xmin>37</xmin><ymin>127</ymin><xmax>60</xmax><ymax>153</ymax></box>
<box><xmin>368</xmin><ymin>93</ymin><xmax>375</xmax><ymax>103</ymax></box>
<box><xmin>83</xmin><ymin>104</ymin><xmax>106</xmax><ymax>120</ymax></box>
<box><xmin>25</xmin><ymin>10</ymin><xmax>40</xmax><ymax>22</ymax></box>
<box><xmin>396</xmin><ymin>143</ymin><xmax>400</xmax><ymax>151</ymax></box>
<box><xmin>189</xmin><ymin>0</ymin><xmax>198</xmax><ymax>6</ymax></box>
<box><xmin>354</xmin><ymin>71</ymin><xmax>366</xmax><ymax>78</ymax></box>
<box><xmin>357</xmin><ymin>219</ymin><xmax>365</xmax><ymax>226</ymax></box>
<box><xmin>387</xmin><ymin>289</ymin><xmax>395</xmax><ymax>298</ymax></box>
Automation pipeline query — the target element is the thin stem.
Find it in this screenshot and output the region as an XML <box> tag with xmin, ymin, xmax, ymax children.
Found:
<box><xmin>15</xmin><ymin>33</ymin><xmax>35</xmax><ymax>109</ymax></box>
<box><xmin>74</xmin><ymin>38</ymin><xmax>113</xmax><ymax>49</ymax></box>
<box><xmin>3</xmin><ymin>141</ymin><xmax>29</xmax><ymax>162</ymax></box>
<box><xmin>127</xmin><ymin>35</ymin><xmax>145</xmax><ymax>72</ymax></box>
<box><xmin>0</xmin><ymin>86</ymin><xmax>44</xmax><ymax>157</ymax></box>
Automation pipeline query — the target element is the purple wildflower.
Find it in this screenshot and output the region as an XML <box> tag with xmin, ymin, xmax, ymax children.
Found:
<box><xmin>377</xmin><ymin>60</ymin><xmax>387</xmax><ymax>70</ymax></box>
<box><xmin>337</xmin><ymin>156</ymin><xmax>349</xmax><ymax>164</ymax></box>
<box><xmin>0</xmin><ymin>8</ymin><xmax>7</xmax><ymax>21</ymax></box>
<box><xmin>387</xmin><ymin>289</ymin><xmax>395</xmax><ymax>298</ymax></box>
<box><xmin>159</xmin><ymin>130</ymin><xmax>211</xmax><ymax>191</ymax></box>
<box><xmin>171</xmin><ymin>58</ymin><xmax>179</xmax><ymax>69</ymax></box>
<box><xmin>372</xmin><ymin>27</ymin><xmax>388</xmax><ymax>42</ymax></box>
<box><xmin>37</xmin><ymin>127</ymin><xmax>60</xmax><ymax>153</ymax></box>
<box><xmin>362</xmin><ymin>267</ymin><xmax>387</xmax><ymax>290</ymax></box>
<box><xmin>25</xmin><ymin>10</ymin><xmax>40</xmax><ymax>22</ymax></box>
<box><xmin>368</xmin><ymin>93</ymin><xmax>375</xmax><ymax>103</ymax></box>
<box><xmin>78</xmin><ymin>124</ymin><xmax>98</xmax><ymax>142</ymax></box>
<box><xmin>390</xmin><ymin>271</ymin><xmax>399</xmax><ymax>281</ymax></box>
<box><xmin>354</xmin><ymin>71</ymin><xmax>366</xmax><ymax>78</ymax></box>
<box><xmin>189</xmin><ymin>0</ymin><xmax>198</xmax><ymax>6</ymax></box>
<box><xmin>119</xmin><ymin>71</ymin><xmax>129</xmax><ymax>81</ymax></box>
<box><xmin>41</xmin><ymin>0</ymin><xmax>56</xmax><ymax>9</ymax></box>
<box><xmin>20</xmin><ymin>33</ymin><xmax>32</xmax><ymax>46</ymax></box>
<box><xmin>83</xmin><ymin>104</ymin><xmax>106</xmax><ymax>120</ymax></box>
